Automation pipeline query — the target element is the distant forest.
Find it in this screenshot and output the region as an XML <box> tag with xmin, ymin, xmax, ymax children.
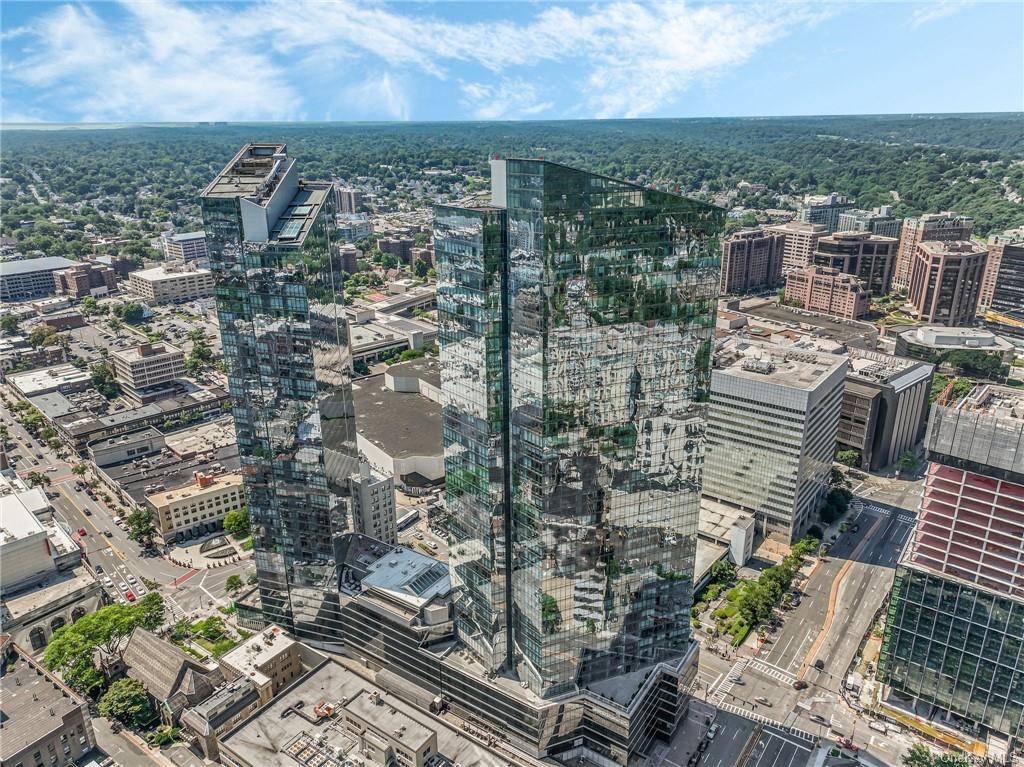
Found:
<box><xmin>2</xmin><ymin>113</ymin><xmax>1023</xmax><ymax>235</ymax></box>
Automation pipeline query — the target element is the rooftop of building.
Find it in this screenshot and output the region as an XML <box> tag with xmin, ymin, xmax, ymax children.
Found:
<box><xmin>0</xmin><ymin>256</ymin><xmax>78</xmax><ymax>276</ymax></box>
<box><xmin>945</xmin><ymin>384</ymin><xmax>1024</xmax><ymax>420</ymax></box>
<box><xmin>146</xmin><ymin>471</ymin><xmax>243</xmax><ymax>508</ymax></box>
<box><xmin>818</xmin><ymin>230</ymin><xmax>898</xmax><ymax>244</ymax></box>
<box><xmin>7</xmin><ymin>363</ymin><xmax>91</xmax><ymax>395</ymax></box>
<box><xmin>201</xmin><ymin>143</ymin><xmax>291</xmax><ymax>201</ymax></box>
<box><xmin>131</xmin><ymin>264</ymin><xmax>212</xmax><ymax>282</ymax></box>
<box><xmin>917</xmin><ymin>239</ymin><xmax>987</xmax><ymax>256</ymax></box>
<box><xmin>714</xmin><ymin>338</ymin><xmax>847</xmax><ymax>390</ymax></box>
<box><xmin>88</xmin><ymin>426</ymin><xmax>164</xmax><ymax>453</ymax></box>
<box><xmin>110</xmin><ymin>342</ymin><xmax>184</xmax><ymax>363</ymax></box>
<box><xmin>0</xmin><ymin>641</ymin><xmax>88</xmax><ymax>763</ymax></box>
<box><xmin>900</xmin><ymin>325</ymin><xmax>1015</xmax><ymax>350</ymax></box>
<box><xmin>219</xmin><ymin>659</ymin><xmax>510</xmax><ymax>767</ymax></box>
<box><xmin>361</xmin><ymin>548</ymin><xmax>450</xmax><ymax>610</ymax></box>
<box><xmin>766</xmin><ymin>220</ymin><xmax>828</xmax><ymax>234</ymax></box>
<box><xmin>165</xmin><ymin>231</ymin><xmax>207</xmax><ymax>242</ymax></box>
<box><xmin>105</xmin><ymin>444</ymin><xmax>240</xmax><ymax>506</ymax></box>
<box><xmin>699</xmin><ymin>497</ymin><xmax>757</xmax><ymax>543</ymax></box>
<box><xmin>353</xmin><ymin>374</ymin><xmax>443</xmax><ymax>459</ymax></box>
<box><xmin>266</xmin><ymin>183</ymin><xmax>332</xmax><ymax>246</ymax></box>
<box><xmin>219</xmin><ymin>625</ymin><xmax>296</xmax><ymax>689</ymax></box>
<box><xmin>164</xmin><ymin>417</ymin><xmax>237</xmax><ymax>457</ymax></box>
<box><xmin>346</xmin><ymin>688</ymin><xmax>434</xmax><ymax>750</ymax></box>
<box><xmin>846</xmin><ymin>348</ymin><xmax>931</xmax><ymax>385</ymax></box>
<box><xmin>123</xmin><ymin>627</ymin><xmax>223</xmax><ymax>704</ymax></box>
<box><xmin>181</xmin><ymin>679</ymin><xmax>259</xmax><ymax>735</ymax></box>
<box><xmin>385</xmin><ymin>356</ymin><xmax>441</xmax><ymax>389</ymax></box>
<box><xmin>2</xmin><ymin>566</ymin><xmax>99</xmax><ymax>622</ymax></box>
<box><xmin>0</xmin><ymin>490</ymin><xmax>47</xmax><ymax>544</ymax></box>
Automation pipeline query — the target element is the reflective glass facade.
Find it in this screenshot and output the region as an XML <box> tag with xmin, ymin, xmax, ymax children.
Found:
<box><xmin>437</xmin><ymin>160</ymin><xmax>723</xmax><ymax>698</ymax></box>
<box><xmin>879</xmin><ymin>566</ymin><xmax>1024</xmax><ymax>739</ymax></box>
<box><xmin>202</xmin><ymin>148</ymin><xmax>357</xmax><ymax>646</ymax></box>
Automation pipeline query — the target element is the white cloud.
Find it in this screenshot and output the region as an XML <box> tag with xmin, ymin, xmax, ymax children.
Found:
<box><xmin>3</xmin><ymin>0</ymin><xmax>832</xmax><ymax>121</ymax></box>
<box><xmin>909</xmin><ymin>1</ymin><xmax>973</xmax><ymax>29</ymax></box>
<box><xmin>459</xmin><ymin>79</ymin><xmax>553</xmax><ymax>120</ymax></box>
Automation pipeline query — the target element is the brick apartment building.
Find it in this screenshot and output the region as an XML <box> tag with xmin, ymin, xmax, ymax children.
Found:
<box><xmin>719</xmin><ymin>228</ymin><xmax>784</xmax><ymax>295</ymax></box>
<box><xmin>785</xmin><ymin>265</ymin><xmax>869</xmax><ymax>320</ymax></box>
<box><xmin>907</xmin><ymin>240</ymin><xmax>987</xmax><ymax>326</ymax></box>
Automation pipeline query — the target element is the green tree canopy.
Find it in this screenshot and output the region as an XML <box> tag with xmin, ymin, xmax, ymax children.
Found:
<box><xmin>222</xmin><ymin>506</ymin><xmax>249</xmax><ymax>537</ymax></box>
<box><xmin>98</xmin><ymin>678</ymin><xmax>153</xmax><ymax>726</ymax></box>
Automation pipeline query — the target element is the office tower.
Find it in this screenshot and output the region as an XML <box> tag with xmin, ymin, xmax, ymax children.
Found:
<box><xmin>879</xmin><ymin>385</ymin><xmax>1024</xmax><ymax>742</ymax></box>
<box><xmin>162</xmin><ymin>231</ymin><xmax>209</xmax><ymax>262</ymax></box>
<box><xmin>812</xmin><ymin>230</ymin><xmax>899</xmax><ymax>295</ymax></box>
<box><xmin>52</xmin><ymin>261</ymin><xmax>118</xmax><ymax>298</ymax></box>
<box><xmin>201</xmin><ymin>144</ymin><xmax>358</xmax><ymax>644</ymax></box>
<box><xmin>350</xmin><ymin>462</ymin><xmax>397</xmax><ymax>545</ymax></box>
<box><xmin>836</xmin><ymin>205</ymin><xmax>902</xmax><ymax>239</ymax></box>
<box><xmin>894</xmin><ymin>212</ymin><xmax>974</xmax><ymax>291</ymax></box>
<box><xmin>784</xmin><ymin>265</ymin><xmax>870</xmax><ymax>320</ymax></box>
<box><xmin>766</xmin><ymin>220</ymin><xmax>828</xmax><ymax>273</ymax></box>
<box><xmin>436</xmin><ymin>158</ymin><xmax>723</xmax><ymax>698</ymax></box>
<box><xmin>337</xmin><ymin>188</ymin><xmax>363</xmax><ymax>214</ymax></box>
<box><xmin>980</xmin><ymin>227</ymin><xmax>1024</xmax><ymax>339</ymax></box>
<box><xmin>703</xmin><ymin>339</ymin><xmax>848</xmax><ymax>541</ymax></box>
<box><xmin>907</xmin><ymin>240</ymin><xmax>988</xmax><ymax>326</ymax></box>
<box><xmin>719</xmin><ymin>228</ymin><xmax>784</xmax><ymax>294</ymax></box>
<box><xmin>796</xmin><ymin>193</ymin><xmax>854</xmax><ymax>232</ymax></box>
<box><xmin>838</xmin><ymin>349</ymin><xmax>933</xmax><ymax>472</ymax></box>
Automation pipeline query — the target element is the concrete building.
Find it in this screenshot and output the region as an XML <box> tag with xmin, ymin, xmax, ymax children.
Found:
<box><xmin>839</xmin><ymin>350</ymin><xmax>934</xmax><ymax>471</ymax></box>
<box><xmin>127</xmin><ymin>264</ymin><xmax>215</xmax><ymax>304</ymax></box>
<box><xmin>894</xmin><ymin>325</ymin><xmax>1016</xmax><ymax>368</ymax></box>
<box><xmin>88</xmin><ymin>427</ymin><xmax>167</xmax><ymax>467</ymax></box>
<box><xmin>180</xmin><ymin>679</ymin><xmax>260</xmax><ymax>761</ymax></box>
<box><xmin>796</xmin><ymin>193</ymin><xmax>854</xmax><ymax>232</ymax></box>
<box><xmin>338</xmin><ymin>215</ymin><xmax>374</xmax><ymax>242</ymax></box>
<box><xmin>52</xmin><ymin>261</ymin><xmax>118</xmax><ymax>298</ymax></box>
<box><xmin>0</xmin><ymin>636</ymin><xmax>97</xmax><ymax>767</ymax></box>
<box><xmin>785</xmin><ymin>265</ymin><xmax>870</xmax><ymax>320</ymax></box>
<box><xmin>0</xmin><ymin>336</ymin><xmax>66</xmax><ymax>377</ymax></box>
<box><xmin>980</xmin><ymin>227</ymin><xmax>1024</xmax><ymax>339</ymax></box>
<box><xmin>145</xmin><ymin>471</ymin><xmax>245</xmax><ymax>544</ymax></box>
<box><xmin>703</xmin><ymin>339</ymin><xmax>848</xmax><ymax>541</ymax></box>
<box><xmin>0</xmin><ymin>257</ymin><xmax>78</xmax><ymax>301</ymax></box>
<box><xmin>350</xmin><ymin>462</ymin><xmax>397</xmax><ymax>545</ymax></box>
<box><xmin>337</xmin><ymin>187</ymin><xmax>363</xmax><ymax>213</ymax></box>
<box><xmin>766</xmin><ymin>220</ymin><xmax>829</xmax><ymax>273</ymax></box>
<box><xmin>812</xmin><ymin>230</ymin><xmax>899</xmax><ymax>295</ymax></box>
<box><xmin>110</xmin><ymin>342</ymin><xmax>186</xmax><ymax>403</ymax></box>
<box><xmin>879</xmin><ymin>385</ymin><xmax>1024</xmax><ymax>742</ymax></box>
<box><xmin>907</xmin><ymin>240</ymin><xmax>988</xmax><ymax>326</ymax></box>
<box><xmin>161</xmin><ymin>231</ymin><xmax>209</xmax><ymax>262</ymax></box>
<box><xmin>836</xmin><ymin>205</ymin><xmax>902</xmax><ymax>239</ymax></box>
<box><xmin>218</xmin><ymin>625</ymin><xmax>306</xmax><ymax>705</ymax></box>
<box><xmin>719</xmin><ymin>228</ymin><xmax>784</xmax><ymax>294</ymax></box>
<box><xmin>894</xmin><ymin>212</ymin><xmax>974</xmax><ymax>291</ymax></box>
<box><xmin>7</xmin><ymin>364</ymin><xmax>91</xmax><ymax>398</ymax></box>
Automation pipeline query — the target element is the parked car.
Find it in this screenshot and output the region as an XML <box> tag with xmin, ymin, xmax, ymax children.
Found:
<box><xmin>706</xmin><ymin>724</ymin><xmax>720</xmax><ymax>740</ymax></box>
<box><xmin>810</xmin><ymin>714</ymin><xmax>828</xmax><ymax>724</ymax></box>
<box><xmin>118</xmin><ymin>583</ymin><xmax>129</xmax><ymax>592</ymax></box>
<box><xmin>94</xmin><ymin>565</ymin><xmax>104</xmax><ymax>574</ymax></box>
<box><xmin>125</xmin><ymin>591</ymin><xmax>136</xmax><ymax>602</ymax></box>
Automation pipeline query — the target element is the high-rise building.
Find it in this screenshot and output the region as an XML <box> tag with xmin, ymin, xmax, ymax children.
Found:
<box><xmin>796</xmin><ymin>193</ymin><xmax>854</xmax><ymax>232</ymax></box>
<box><xmin>836</xmin><ymin>205</ymin><xmax>902</xmax><ymax>239</ymax></box>
<box><xmin>878</xmin><ymin>385</ymin><xmax>1024</xmax><ymax>742</ymax></box>
<box><xmin>893</xmin><ymin>212</ymin><xmax>974</xmax><ymax>291</ymax></box>
<box><xmin>766</xmin><ymin>220</ymin><xmax>829</xmax><ymax>273</ymax></box>
<box><xmin>719</xmin><ymin>228</ymin><xmax>784</xmax><ymax>294</ymax></box>
<box><xmin>812</xmin><ymin>230</ymin><xmax>899</xmax><ymax>295</ymax></box>
<box><xmin>784</xmin><ymin>265</ymin><xmax>870</xmax><ymax>320</ymax></box>
<box><xmin>350</xmin><ymin>462</ymin><xmax>397</xmax><ymax>545</ymax></box>
<box><xmin>702</xmin><ymin>339</ymin><xmax>848</xmax><ymax>541</ymax></box>
<box><xmin>162</xmin><ymin>231</ymin><xmax>209</xmax><ymax>262</ymax></box>
<box><xmin>907</xmin><ymin>240</ymin><xmax>988</xmax><ymax>326</ymax></box>
<box><xmin>337</xmin><ymin>188</ymin><xmax>363</xmax><ymax>214</ymax></box>
<box><xmin>980</xmin><ymin>227</ymin><xmax>1024</xmax><ymax>339</ymax></box>
<box><xmin>201</xmin><ymin>144</ymin><xmax>358</xmax><ymax>644</ymax></box>
<box><xmin>52</xmin><ymin>261</ymin><xmax>118</xmax><ymax>298</ymax></box>
<box><xmin>436</xmin><ymin>158</ymin><xmax>723</xmax><ymax>697</ymax></box>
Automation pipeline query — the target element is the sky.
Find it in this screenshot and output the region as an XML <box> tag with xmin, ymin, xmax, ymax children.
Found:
<box><xmin>1</xmin><ymin>0</ymin><xmax>1022</xmax><ymax>124</ymax></box>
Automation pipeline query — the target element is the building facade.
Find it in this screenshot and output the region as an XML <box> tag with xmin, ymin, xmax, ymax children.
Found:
<box><xmin>879</xmin><ymin>385</ymin><xmax>1024</xmax><ymax>741</ymax></box>
<box><xmin>436</xmin><ymin>158</ymin><xmax>723</xmax><ymax>699</ymax></box>
<box><xmin>146</xmin><ymin>471</ymin><xmax>245</xmax><ymax>544</ymax></box>
<box><xmin>703</xmin><ymin>340</ymin><xmax>847</xmax><ymax>541</ymax></box>
<box><xmin>784</xmin><ymin>265</ymin><xmax>870</xmax><ymax>320</ymax></box>
<box><xmin>766</xmin><ymin>221</ymin><xmax>828</xmax><ymax>273</ymax></box>
<box><xmin>162</xmin><ymin>231</ymin><xmax>209</xmax><ymax>262</ymax></box>
<box><xmin>52</xmin><ymin>261</ymin><xmax>118</xmax><ymax>298</ymax></box>
<box><xmin>796</xmin><ymin>193</ymin><xmax>854</xmax><ymax>232</ymax></box>
<box><xmin>894</xmin><ymin>212</ymin><xmax>974</xmax><ymax>292</ymax></box>
<box><xmin>836</xmin><ymin>205</ymin><xmax>902</xmax><ymax>239</ymax></box>
<box><xmin>980</xmin><ymin>228</ymin><xmax>1024</xmax><ymax>339</ymax></box>
<box><xmin>719</xmin><ymin>228</ymin><xmax>784</xmax><ymax>295</ymax></box>
<box><xmin>812</xmin><ymin>230</ymin><xmax>899</xmax><ymax>295</ymax></box>
<box><xmin>0</xmin><ymin>257</ymin><xmax>78</xmax><ymax>301</ymax></box>
<box><xmin>127</xmin><ymin>265</ymin><xmax>216</xmax><ymax>304</ymax></box>
<box><xmin>350</xmin><ymin>462</ymin><xmax>397</xmax><ymax>544</ymax></box>
<box><xmin>110</xmin><ymin>342</ymin><xmax>186</xmax><ymax>402</ymax></box>
<box><xmin>907</xmin><ymin>240</ymin><xmax>987</xmax><ymax>326</ymax></box>
<box><xmin>202</xmin><ymin>143</ymin><xmax>359</xmax><ymax>645</ymax></box>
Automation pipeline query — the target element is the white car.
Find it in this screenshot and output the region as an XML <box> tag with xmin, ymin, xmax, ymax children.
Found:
<box><xmin>102</xmin><ymin>577</ymin><xmax>114</xmax><ymax>587</ymax></box>
<box><xmin>126</xmin><ymin>574</ymin><xmax>137</xmax><ymax>583</ymax></box>
<box><xmin>119</xmin><ymin>583</ymin><xmax>129</xmax><ymax>592</ymax></box>
<box><xmin>135</xmin><ymin>586</ymin><xmax>147</xmax><ymax>596</ymax></box>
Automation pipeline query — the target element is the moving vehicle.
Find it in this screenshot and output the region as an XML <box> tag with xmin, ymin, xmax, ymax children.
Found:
<box><xmin>810</xmin><ymin>714</ymin><xmax>828</xmax><ymax>725</ymax></box>
<box><xmin>814</xmin><ymin>659</ymin><xmax>825</xmax><ymax>670</ymax></box>
<box><xmin>793</xmin><ymin>680</ymin><xmax>808</xmax><ymax>690</ymax></box>
<box><xmin>104</xmin><ymin>529</ymin><xmax>113</xmax><ymax>537</ymax></box>
<box><xmin>754</xmin><ymin>696</ymin><xmax>771</xmax><ymax>706</ymax></box>
<box><xmin>77</xmin><ymin>527</ymin><xmax>87</xmax><ymax>536</ymax></box>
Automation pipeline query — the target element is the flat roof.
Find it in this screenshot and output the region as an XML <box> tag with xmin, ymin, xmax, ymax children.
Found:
<box><xmin>0</xmin><ymin>492</ymin><xmax>46</xmax><ymax>543</ymax></box>
<box><xmin>146</xmin><ymin>472</ymin><xmax>242</xmax><ymax>507</ymax></box>
<box><xmin>167</xmin><ymin>231</ymin><xmax>206</xmax><ymax>242</ymax></box>
<box><xmin>8</xmin><ymin>364</ymin><xmax>91</xmax><ymax>396</ymax></box>
<box><xmin>201</xmin><ymin>143</ymin><xmax>290</xmax><ymax>200</ymax></box>
<box><xmin>699</xmin><ymin>497</ymin><xmax>756</xmax><ymax>542</ymax></box>
<box><xmin>0</xmin><ymin>256</ymin><xmax>77</xmax><ymax>276</ymax></box>
<box><xmin>385</xmin><ymin>356</ymin><xmax>441</xmax><ymax>389</ymax></box>
<box><xmin>715</xmin><ymin>339</ymin><xmax>846</xmax><ymax>391</ymax></box>
<box><xmin>353</xmin><ymin>376</ymin><xmax>442</xmax><ymax>459</ymax></box>
<box><xmin>361</xmin><ymin>548</ymin><xmax>450</xmax><ymax>609</ymax></box>
<box><xmin>132</xmin><ymin>265</ymin><xmax>212</xmax><ymax>282</ymax></box>
<box><xmin>902</xmin><ymin>325</ymin><xmax>1014</xmax><ymax>350</ymax></box>
<box><xmin>111</xmin><ymin>342</ymin><xmax>183</xmax><ymax>363</ymax></box>
<box><xmin>219</xmin><ymin>625</ymin><xmax>295</xmax><ymax>689</ymax></box>
<box><xmin>3</xmin><ymin>566</ymin><xmax>99</xmax><ymax>621</ymax></box>
<box><xmin>847</xmin><ymin>349</ymin><xmax>929</xmax><ymax>384</ymax></box>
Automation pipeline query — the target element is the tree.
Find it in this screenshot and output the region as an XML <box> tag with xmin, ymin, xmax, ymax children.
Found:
<box><xmin>222</xmin><ymin>506</ymin><xmax>250</xmax><ymax>537</ymax></box>
<box><xmin>73</xmin><ymin>462</ymin><xmax>90</xmax><ymax>476</ymax></box>
<box><xmin>899</xmin><ymin>450</ymin><xmax>919</xmax><ymax>472</ymax></box>
<box><xmin>126</xmin><ymin>507</ymin><xmax>157</xmax><ymax>547</ymax></box>
<box><xmin>114</xmin><ymin>302</ymin><xmax>145</xmax><ymax>324</ymax></box>
<box><xmin>28</xmin><ymin>324</ymin><xmax>59</xmax><ymax>347</ymax></box>
<box><xmin>25</xmin><ymin>471</ymin><xmax>52</xmax><ymax>488</ymax></box>
<box><xmin>90</xmin><ymin>361</ymin><xmax>119</xmax><ymax>398</ymax></box>
<box><xmin>135</xmin><ymin>592</ymin><xmax>166</xmax><ymax>630</ymax></box>
<box><xmin>226</xmin><ymin>574</ymin><xmax>243</xmax><ymax>593</ymax></box>
<box><xmin>709</xmin><ymin>560</ymin><xmax>737</xmax><ymax>585</ymax></box>
<box><xmin>379</xmin><ymin>252</ymin><xmax>399</xmax><ymax>270</ymax></box>
<box><xmin>0</xmin><ymin>314</ymin><xmax>19</xmax><ymax>335</ymax></box>
<box><xmin>413</xmin><ymin>257</ymin><xmax>429</xmax><ymax>278</ymax></box>
<box><xmin>191</xmin><ymin>615</ymin><xmax>226</xmax><ymax>641</ymax></box>
<box><xmin>98</xmin><ymin>678</ymin><xmax>153</xmax><ymax>726</ymax></box>
<box><xmin>901</xmin><ymin>744</ymin><xmax>971</xmax><ymax>767</ymax></box>
<box><xmin>186</xmin><ymin>328</ymin><xmax>206</xmax><ymax>343</ymax></box>
<box><xmin>828</xmin><ymin>467</ymin><xmax>851</xmax><ymax>489</ymax></box>
<box><xmin>80</xmin><ymin>296</ymin><xmax>100</xmax><ymax>316</ymax></box>
<box><xmin>836</xmin><ymin>449</ymin><xmax>860</xmax><ymax>468</ymax></box>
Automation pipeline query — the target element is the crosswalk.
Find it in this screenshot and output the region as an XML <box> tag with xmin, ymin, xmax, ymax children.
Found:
<box><xmin>708</xmin><ymin>659</ymin><xmax>747</xmax><ymax>706</ymax></box>
<box><xmin>866</xmin><ymin>504</ymin><xmax>916</xmax><ymax>525</ymax></box>
<box><xmin>716</xmin><ymin>702</ymin><xmax>818</xmax><ymax>746</ymax></box>
<box><xmin>749</xmin><ymin>658</ymin><xmax>797</xmax><ymax>686</ymax></box>
<box><xmin>165</xmin><ymin>594</ymin><xmax>186</xmax><ymax>623</ymax></box>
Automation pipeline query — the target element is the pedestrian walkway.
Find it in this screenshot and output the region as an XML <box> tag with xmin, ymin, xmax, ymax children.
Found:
<box><xmin>749</xmin><ymin>658</ymin><xmax>796</xmax><ymax>686</ymax></box>
<box><xmin>716</xmin><ymin>702</ymin><xmax>818</xmax><ymax>746</ymax></box>
<box><xmin>864</xmin><ymin>503</ymin><xmax>915</xmax><ymax>525</ymax></box>
<box><xmin>709</xmin><ymin>659</ymin><xmax>748</xmax><ymax>706</ymax></box>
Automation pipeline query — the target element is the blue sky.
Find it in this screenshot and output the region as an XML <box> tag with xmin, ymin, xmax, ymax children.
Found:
<box><xmin>2</xmin><ymin>1</ymin><xmax>1021</xmax><ymax>123</ymax></box>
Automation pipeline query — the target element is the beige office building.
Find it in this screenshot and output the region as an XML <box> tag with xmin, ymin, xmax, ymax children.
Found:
<box><xmin>127</xmin><ymin>265</ymin><xmax>215</xmax><ymax>304</ymax></box>
<box><xmin>146</xmin><ymin>471</ymin><xmax>244</xmax><ymax>543</ymax></box>
<box><xmin>894</xmin><ymin>212</ymin><xmax>974</xmax><ymax>291</ymax></box>
<box><xmin>110</xmin><ymin>342</ymin><xmax>186</xmax><ymax>401</ymax></box>
<box><xmin>766</xmin><ymin>221</ymin><xmax>828</xmax><ymax>273</ymax></box>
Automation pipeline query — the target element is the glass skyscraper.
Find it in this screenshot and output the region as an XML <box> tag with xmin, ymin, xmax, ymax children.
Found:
<box><xmin>201</xmin><ymin>144</ymin><xmax>357</xmax><ymax>645</ymax></box>
<box><xmin>437</xmin><ymin>159</ymin><xmax>723</xmax><ymax>698</ymax></box>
